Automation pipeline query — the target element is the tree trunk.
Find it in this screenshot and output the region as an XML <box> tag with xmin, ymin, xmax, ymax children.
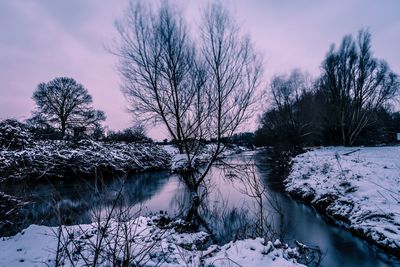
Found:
<box><xmin>61</xmin><ymin>120</ymin><xmax>66</xmax><ymax>138</ymax></box>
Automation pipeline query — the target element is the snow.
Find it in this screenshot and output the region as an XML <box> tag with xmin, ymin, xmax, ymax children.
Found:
<box><xmin>205</xmin><ymin>238</ymin><xmax>302</xmax><ymax>267</ymax></box>
<box><xmin>0</xmin><ymin>140</ymin><xmax>171</xmax><ymax>182</ymax></box>
<box><xmin>164</xmin><ymin>144</ymin><xmax>251</xmax><ymax>173</ymax></box>
<box><xmin>0</xmin><ymin>119</ymin><xmax>32</xmax><ymax>150</ymax></box>
<box><xmin>0</xmin><ymin>216</ymin><xmax>304</xmax><ymax>267</ymax></box>
<box><xmin>286</xmin><ymin>146</ymin><xmax>400</xmax><ymax>253</ymax></box>
<box><xmin>161</xmin><ymin>145</ymin><xmax>180</xmax><ymax>156</ymax></box>
<box><xmin>171</xmin><ymin>153</ymin><xmax>192</xmax><ymax>172</ymax></box>
<box><xmin>169</xmin><ymin>152</ymin><xmax>204</xmax><ymax>172</ymax></box>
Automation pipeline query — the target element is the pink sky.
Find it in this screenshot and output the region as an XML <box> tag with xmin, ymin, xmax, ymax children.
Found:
<box><xmin>0</xmin><ymin>0</ymin><xmax>399</xmax><ymax>140</ymax></box>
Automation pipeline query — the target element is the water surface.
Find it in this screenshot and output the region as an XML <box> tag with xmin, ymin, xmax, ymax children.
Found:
<box><xmin>1</xmin><ymin>150</ymin><xmax>399</xmax><ymax>266</ymax></box>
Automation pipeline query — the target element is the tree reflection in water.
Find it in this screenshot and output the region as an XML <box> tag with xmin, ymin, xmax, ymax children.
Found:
<box><xmin>0</xmin><ymin>170</ymin><xmax>171</xmax><ymax>235</ymax></box>
<box><xmin>2</xmin><ymin>151</ymin><xmax>398</xmax><ymax>266</ymax></box>
<box><xmin>176</xmin><ymin>157</ymin><xmax>289</xmax><ymax>245</ymax></box>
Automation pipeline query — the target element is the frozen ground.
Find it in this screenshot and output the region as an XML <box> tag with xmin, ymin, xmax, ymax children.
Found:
<box><xmin>286</xmin><ymin>146</ymin><xmax>400</xmax><ymax>255</ymax></box>
<box><xmin>0</xmin><ymin>215</ymin><xmax>304</xmax><ymax>267</ymax></box>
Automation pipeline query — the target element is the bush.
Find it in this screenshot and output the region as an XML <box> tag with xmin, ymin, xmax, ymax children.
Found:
<box><xmin>0</xmin><ymin>119</ymin><xmax>32</xmax><ymax>149</ymax></box>
<box><xmin>105</xmin><ymin>126</ymin><xmax>152</xmax><ymax>143</ymax></box>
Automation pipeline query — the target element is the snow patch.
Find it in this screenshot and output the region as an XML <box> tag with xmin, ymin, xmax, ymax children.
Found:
<box><xmin>286</xmin><ymin>146</ymin><xmax>400</xmax><ymax>254</ymax></box>
<box><xmin>0</xmin><ymin>216</ymin><xmax>305</xmax><ymax>267</ymax></box>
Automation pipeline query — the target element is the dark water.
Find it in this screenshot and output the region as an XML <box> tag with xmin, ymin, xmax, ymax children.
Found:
<box><xmin>1</xmin><ymin>150</ymin><xmax>399</xmax><ymax>267</ymax></box>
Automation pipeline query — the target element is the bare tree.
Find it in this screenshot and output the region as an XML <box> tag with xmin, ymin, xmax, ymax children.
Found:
<box><xmin>270</xmin><ymin>70</ymin><xmax>314</xmax><ymax>139</ymax></box>
<box><xmin>256</xmin><ymin>70</ymin><xmax>319</xmax><ymax>147</ymax></box>
<box><xmin>115</xmin><ymin>1</ymin><xmax>201</xmax><ymax>153</ymax></box>
<box><xmin>200</xmin><ymin>1</ymin><xmax>262</xmax><ymax>149</ymax></box>
<box><xmin>116</xmin><ymin>2</ymin><xmax>262</xmax><ymax>195</ymax></box>
<box><xmin>115</xmin><ymin>0</ymin><xmax>263</xmax><ymax>207</ymax></box>
<box><xmin>32</xmin><ymin>77</ymin><xmax>106</xmax><ymax>137</ymax></box>
<box><xmin>183</xmin><ymin>2</ymin><xmax>263</xmax><ymax>192</ymax></box>
<box><xmin>271</xmin><ymin>69</ymin><xmax>313</xmax><ymax>109</ymax></box>
<box><xmin>320</xmin><ymin>30</ymin><xmax>400</xmax><ymax>146</ymax></box>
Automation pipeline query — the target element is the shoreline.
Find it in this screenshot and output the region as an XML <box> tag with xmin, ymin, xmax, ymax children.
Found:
<box><xmin>0</xmin><ymin>140</ymin><xmax>172</xmax><ymax>183</ymax></box>
<box><xmin>284</xmin><ymin>146</ymin><xmax>400</xmax><ymax>259</ymax></box>
<box><xmin>0</xmin><ymin>214</ymin><xmax>306</xmax><ymax>266</ymax></box>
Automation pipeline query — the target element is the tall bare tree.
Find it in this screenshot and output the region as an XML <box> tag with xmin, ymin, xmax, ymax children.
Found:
<box><xmin>193</xmin><ymin>2</ymin><xmax>263</xmax><ymax>187</ymax></box>
<box><xmin>115</xmin><ymin>1</ymin><xmax>263</xmax><ymax>208</ymax></box>
<box><xmin>320</xmin><ymin>30</ymin><xmax>400</xmax><ymax>145</ymax></box>
<box><xmin>115</xmin><ymin>1</ymin><xmax>201</xmax><ymax>153</ymax></box>
<box><xmin>32</xmin><ymin>77</ymin><xmax>105</xmax><ymax>137</ymax></box>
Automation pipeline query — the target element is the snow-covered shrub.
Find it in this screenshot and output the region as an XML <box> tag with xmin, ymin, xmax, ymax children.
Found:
<box><xmin>0</xmin><ymin>119</ymin><xmax>32</xmax><ymax>150</ymax></box>
<box><xmin>0</xmin><ymin>192</ymin><xmax>27</xmax><ymax>236</ymax></box>
<box><xmin>0</xmin><ymin>140</ymin><xmax>171</xmax><ymax>182</ymax></box>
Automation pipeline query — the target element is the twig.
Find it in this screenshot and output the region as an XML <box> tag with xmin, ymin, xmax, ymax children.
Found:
<box><xmin>342</xmin><ymin>149</ymin><xmax>360</xmax><ymax>156</ymax></box>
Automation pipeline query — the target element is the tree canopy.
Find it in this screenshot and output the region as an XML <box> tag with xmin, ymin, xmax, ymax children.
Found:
<box><xmin>32</xmin><ymin>77</ymin><xmax>105</xmax><ymax>137</ymax></box>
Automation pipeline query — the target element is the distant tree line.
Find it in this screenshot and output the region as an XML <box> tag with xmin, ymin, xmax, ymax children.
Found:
<box><xmin>0</xmin><ymin>117</ymin><xmax>153</xmax><ymax>146</ymax></box>
<box><xmin>3</xmin><ymin>28</ymin><xmax>398</xmax><ymax>151</ymax></box>
<box><xmin>255</xmin><ymin>30</ymin><xmax>400</xmax><ymax>148</ymax></box>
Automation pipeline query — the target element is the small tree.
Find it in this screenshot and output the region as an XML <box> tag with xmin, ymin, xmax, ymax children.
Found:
<box><xmin>32</xmin><ymin>77</ymin><xmax>106</xmax><ymax>137</ymax></box>
<box><xmin>319</xmin><ymin>30</ymin><xmax>400</xmax><ymax>146</ymax></box>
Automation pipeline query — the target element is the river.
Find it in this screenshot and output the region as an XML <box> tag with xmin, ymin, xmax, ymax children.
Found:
<box><xmin>1</xmin><ymin>150</ymin><xmax>399</xmax><ymax>266</ymax></box>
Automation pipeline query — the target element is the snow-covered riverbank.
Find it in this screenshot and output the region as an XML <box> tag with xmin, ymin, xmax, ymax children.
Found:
<box><xmin>0</xmin><ymin>140</ymin><xmax>249</xmax><ymax>182</ymax></box>
<box><xmin>285</xmin><ymin>146</ymin><xmax>400</xmax><ymax>256</ymax></box>
<box><xmin>0</xmin><ymin>215</ymin><xmax>305</xmax><ymax>267</ymax></box>
<box><xmin>0</xmin><ymin>140</ymin><xmax>171</xmax><ymax>182</ymax></box>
